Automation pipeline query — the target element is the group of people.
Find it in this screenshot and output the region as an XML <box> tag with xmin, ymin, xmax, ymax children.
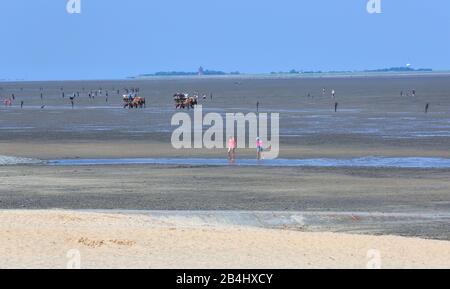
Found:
<box><xmin>3</xmin><ymin>98</ymin><xmax>12</xmax><ymax>106</ymax></box>
<box><xmin>1</xmin><ymin>86</ymin><xmax>143</xmax><ymax>109</ymax></box>
<box><xmin>400</xmin><ymin>89</ymin><xmax>416</xmax><ymax>97</ymax></box>
<box><xmin>65</xmin><ymin>87</ymin><xmax>143</xmax><ymax>108</ymax></box>
<box><xmin>2</xmin><ymin>96</ymin><xmax>25</xmax><ymax>108</ymax></box>
<box><xmin>174</xmin><ymin>92</ymin><xmax>213</xmax><ymax>104</ymax></box>
<box><xmin>227</xmin><ymin>136</ymin><xmax>271</xmax><ymax>162</ymax></box>
<box><xmin>317</xmin><ymin>88</ymin><xmax>336</xmax><ymax>99</ymax></box>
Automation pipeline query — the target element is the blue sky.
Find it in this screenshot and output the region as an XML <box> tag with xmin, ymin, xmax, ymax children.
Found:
<box><xmin>0</xmin><ymin>0</ymin><xmax>449</xmax><ymax>80</ymax></box>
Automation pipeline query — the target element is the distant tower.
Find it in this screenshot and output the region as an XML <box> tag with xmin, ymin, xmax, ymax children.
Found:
<box><xmin>198</xmin><ymin>66</ymin><xmax>204</xmax><ymax>76</ymax></box>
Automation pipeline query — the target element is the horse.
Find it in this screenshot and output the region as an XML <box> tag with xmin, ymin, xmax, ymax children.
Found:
<box><xmin>174</xmin><ymin>93</ymin><xmax>197</xmax><ymax>109</ymax></box>
<box><xmin>123</xmin><ymin>95</ymin><xmax>146</xmax><ymax>109</ymax></box>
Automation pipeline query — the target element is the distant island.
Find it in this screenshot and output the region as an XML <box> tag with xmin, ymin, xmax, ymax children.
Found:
<box><xmin>270</xmin><ymin>67</ymin><xmax>433</xmax><ymax>75</ymax></box>
<box><xmin>363</xmin><ymin>67</ymin><xmax>433</xmax><ymax>73</ymax></box>
<box><xmin>134</xmin><ymin>66</ymin><xmax>434</xmax><ymax>79</ymax></box>
<box><xmin>138</xmin><ymin>67</ymin><xmax>240</xmax><ymax>77</ymax></box>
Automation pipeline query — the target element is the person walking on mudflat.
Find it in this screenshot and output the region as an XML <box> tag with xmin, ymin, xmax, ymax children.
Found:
<box><xmin>256</xmin><ymin>137</ymin><xmax>271</xmax><ymax>161</ymax></box>
<box><xmin>228</xmin><ymin>136</ymin><xmax>237</xmax><ymax>162</ymax></box>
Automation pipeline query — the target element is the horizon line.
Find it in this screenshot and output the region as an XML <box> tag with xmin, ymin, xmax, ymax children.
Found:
<box><xmin>2</xmin><ymin>69</ymin><xmax>450</xmax><ymax>83</ymax></box>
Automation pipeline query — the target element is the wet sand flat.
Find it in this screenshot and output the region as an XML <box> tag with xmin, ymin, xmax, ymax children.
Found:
<box><xmin>1</xmin><ymin>165</ymin><xmax>449</xmax><ymax>240</ymax></box>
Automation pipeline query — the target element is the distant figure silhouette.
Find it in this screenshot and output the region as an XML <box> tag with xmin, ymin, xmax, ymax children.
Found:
<box><xmin>20</xmin><ymin>101</ymin><xmax>24</xmax><ymax>109</ymax></box>
<box><xmin>425</xmin><ymin>103</ymin><xmax>430</xmax><ymax>114</ymax></box>
<box><xmin>334</xmin><ymin>102</ymin><xmax>338</xmax><ymax>112</ymax></box>
<box><xmin>70</xmin><ymin>93</ymin><xmax>76</xmax><ymax>108</ymax></box>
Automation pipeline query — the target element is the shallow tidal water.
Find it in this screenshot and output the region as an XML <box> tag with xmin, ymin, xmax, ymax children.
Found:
<box><xmin>46</xmin><ymin>157</ymin><xmax>450</xmax><ymax>169</ymax></box>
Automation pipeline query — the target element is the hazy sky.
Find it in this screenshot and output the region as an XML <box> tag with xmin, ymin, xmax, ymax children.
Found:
<box><xmin>1</xmin><ymin>0</ymin><xmax>449</xmax><ymax>80</ymax></box>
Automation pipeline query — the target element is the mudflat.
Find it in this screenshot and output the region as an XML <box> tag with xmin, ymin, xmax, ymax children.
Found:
<box><xmin>1</xmin><ymin>75</ymin><xmax>450</xmax><ymax>159</ymax></box>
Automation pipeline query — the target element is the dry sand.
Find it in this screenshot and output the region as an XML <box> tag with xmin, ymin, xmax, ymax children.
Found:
<box><xmin>0</xmin><ymin>210</ymin><xmax>449</xmax><ymax>269</ymax></box>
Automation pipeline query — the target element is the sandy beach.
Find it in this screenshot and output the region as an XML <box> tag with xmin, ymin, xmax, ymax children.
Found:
<box><xmin>0</xmin><ymin>210</ymin><xmax>449</xmax><ymax>269</ymax></box>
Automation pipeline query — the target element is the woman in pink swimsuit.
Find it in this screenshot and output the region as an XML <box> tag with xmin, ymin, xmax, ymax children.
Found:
<box><xmin>256</xmin><ymin>137</ymin><xmax>272</xmax><ymax>161</ymax></box>
<box><xmin>228</xmin><ymin>137</ymin><xmax>237</xmax><ymax>161</ymax></box>
<box><xmin>256</xmin><ymin>137</ymin><xmax>264</xmax><ymax>160</ymax></box>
